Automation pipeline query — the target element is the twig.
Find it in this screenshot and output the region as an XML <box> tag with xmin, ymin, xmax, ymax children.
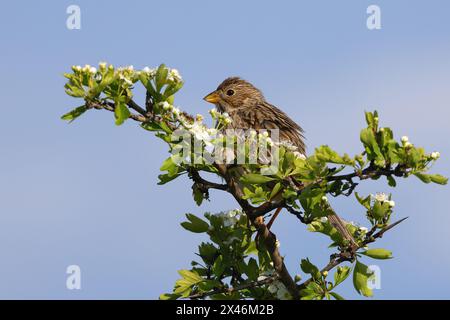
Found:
<box><xmin>188</xmin><ymin>168</ymin><xmax>228</xmax><ymax>191</ymax></box>
<box><xmin>298</xmin><ymin>217</ymin><xmax>408</xmax><ymax>290</ymax></box>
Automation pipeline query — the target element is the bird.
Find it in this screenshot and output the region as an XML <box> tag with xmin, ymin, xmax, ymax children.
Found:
<box><xmin>203</xmin><ymin>77</ymin><xmax>306</xmax><ymax>155</ymax></box>
<box><xmin>203</xmin><ymin>77</ymin><xmax>357</xmax><ymax>248</ymax></box>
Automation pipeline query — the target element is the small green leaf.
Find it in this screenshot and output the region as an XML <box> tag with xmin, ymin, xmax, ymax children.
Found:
<box><xmin>180</xmin><ymin>214</ymin><xmax>210</xmax><ymax>233</ymax></box>
<box><xmin>429</xmin><ymin>174</ymin><xmax>448</xmax><ymax>185</ymax></box>
<box><xmin>355</xmin><ymin>192</ymin><xmax>371</xmax><ymax>209</ymax></box>
<box><xmin>334</xmin><ymin>266</ymin><xmax>351</xmax><ymax>286</ymax></box>
<box><xmin>241</xmin><ymin>173</ymin><xmax>275</xmax><ymax>184</ymax></box>
<box><xmin>329</xmin><ymin>292</ymin><xmax>345</xmax><ymax>300</ymax></box>
<box><xmin>269</xmin><ymin>182</ymin><xmax>282</xmax><ymax>200</ymax></box>
<box><xmin>246</xmin><ymin>258</ymin><xmax>259</xmax><ymax>281</ymax></box>
<box><xmin>178</xmin><ymin>269</ymin><xmax>203</xmax><ymax>284</ymax></box>
<box><xmin>353</xmin><ymin>261</ymin><xmax>373</xmax><ymax>297</ymax></box>
<box><xmin>61</xmin><ymin>105</ymin><xmax>89</xmax><ymax>122</ymax></box>
<box><xmin>361</xmin><ymin>248</ymin><xmax>393</xmax><ymax>260</ymax></box>
<box><xmin>387</xmin><ymin>175</ymin><xmax>397</xmax><ymax>187</ymax></box>
<box><xmin>114</xmin><ymin>102</ymin><xmax>130</xmax><ymax>126</ymax></box>
<box><xmin>300</xmin><ymin>258</ymin><xmax>321</xmax><ymax>280</ymax></box>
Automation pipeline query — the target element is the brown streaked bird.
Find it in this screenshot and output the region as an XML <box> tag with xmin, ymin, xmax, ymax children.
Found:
<box><xmin>203</xmin><ymin>77</ymin><xmax>306</xmax><ymax>155</ymax></box>
<box><xmin>203</xmin><ymin>77</ymin><xmax>357</xmax><ymax>247</ymax></box>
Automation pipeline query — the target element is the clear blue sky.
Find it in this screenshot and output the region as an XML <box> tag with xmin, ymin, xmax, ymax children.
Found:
<box><xmin>0</xmin><ymin>0</ymin><xmax>449</xmax><ymax>299</ymax></box>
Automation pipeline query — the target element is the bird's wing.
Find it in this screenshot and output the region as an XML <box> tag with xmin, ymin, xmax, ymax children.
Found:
<box><xmin>241</xmin><ymin>102</ymin><xmax>306</xmax><ymax>154</ymax></box>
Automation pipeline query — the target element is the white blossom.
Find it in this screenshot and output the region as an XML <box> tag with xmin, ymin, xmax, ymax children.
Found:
<box><xmin>168</xmin><ymin>68</ymin><xmax>182</xmax><ymax>82</ymax></box>
<box><xmin>321</xmin><ymin>196</ymin><xmax>328</xmax><ymax>202</ymax></box>
<box><xmin>388</xmin><ymin>200</ymin><xmax>395</xmax><ymax>207</ymax></box>
<box><xmin>82</xmin><ymin>64</ymin><xmax>91</xmax><ymax>72</ymax></box>
<box><xmin>160</xmin><ymin>101</ymin><xmax>171</xmax><ymax>110</ymax></box>
<box><xmin>404</xmin><ymin>142</ymin><xmax>412</xmax><ymax>148</ymax></box>
<box><xmin>214</xmin><ymin>209</ymin><xmax>241</xmax><ymax>228</ymax></box>
<box><xmin>320</xmin><ymin>217</ymin><xmax>328</xmax><ymax>223</ymax></box>
<box><xmin>127</xmin><ymin>65</ymin><xmax>134</xmax><ymax>72</ymax></box>
<box><xmin>374</xmin><ymin>192</ymin><xmax>387</xmax><ymax>202</ymax></box>
<box><xmin>89</xmin><ymin>67</ymin><xmax>97</xmax><ymax>74</ymax></box>
<box><xmin>119</xmin><ymin>74</ymin><xmax>133</xmax><ymax>86</ymax></box>
<box><xmin>209</xmin><ymin>108</ymin><xmax>218</xmax><ymax>118</ymax></box>
<box><xmin>401</xmin><ymin>136</ymin><xmax>409</xmax><ymax>143</ymax></box>
<box><xmin>142</xmin><ymin>66</ymin><xmax>156</xmax><ymax>76</ymax></box>
<box><xmin>359</xmin><ymin>226</ymin><xmax>369</xmax><ymax>233</ymax></box>
<box><xmin>172</xmin><ymin>107</ymin><xmax>181</xmax><ymax>116</ymax></box>
<box><xmin>431</xmin><ymin>152</ymin><xmax>440</xmax><ymax>160</ymax></box>
<box><xmin>189</xmin><ymin>121</ymin><xmax>212</xmax><ymax>143</ymax></box>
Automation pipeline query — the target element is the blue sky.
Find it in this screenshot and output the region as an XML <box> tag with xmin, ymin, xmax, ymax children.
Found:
<box><xmin>0</xmin><ymin>0</ymin><xmax>449</xmax><ymax>299</ymax></box>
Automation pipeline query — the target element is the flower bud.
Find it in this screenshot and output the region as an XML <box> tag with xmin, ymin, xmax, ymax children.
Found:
<box><xmin>322</xmin><ymin>271</ymin><xmax>328</xmax><ymax>277</ymax></box>
<box><xmin>99</xmin><ymin>61</ymin><xmax>107</xmax><ymax>70</ymax></box>
<box><xmin>388</xmin><ymin>200</ymin><xmax>395</xmax><ymax>207</ymax></box>
<box><xmin>401</xmin><ymin>136</ymin><xmax>409</xmax><ymax>143</ymax></box>
<box><xmin>294</xmin><ymin>274</ymin><xmax>302</xmax><ymax>282</ymax></box>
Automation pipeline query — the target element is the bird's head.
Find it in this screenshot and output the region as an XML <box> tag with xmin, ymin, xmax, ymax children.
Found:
<box><xmin>203</xmin><ymin>77</ymin><xmax>264</xmax><ymax>112</ymax></box>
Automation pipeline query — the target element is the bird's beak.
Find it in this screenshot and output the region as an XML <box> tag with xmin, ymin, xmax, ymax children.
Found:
<box><xmin>203</xmin><ymin>91</ymin><xmax>220</xmax><ymax>104</ymax></box>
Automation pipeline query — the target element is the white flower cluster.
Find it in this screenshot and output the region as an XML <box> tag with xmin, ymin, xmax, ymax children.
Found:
<box><xmin>215</xmin><ymin>209</ymin><xmax>241</xmax><ymax>228</ymax></box>
<box><xmin>431</xmin><ymin>151</ymin><xmax>440</xmax><ymax>160</ymax></box>
<box><xmin>372</xmin><ymin>192</ymin><xmax>395</xmax><ymax>207</ymax></box>
<box><xmin>167</xmin><ymin>68</ymin><xmax>182</xmax><ymax>82</ymax></box>
<box><xmin>401</xmin><ymin>135</ymin><xmax>413</xmax><ymax>148</ymax></box>
<box><xmin>209</xmin><ymin>109</ymin><xmax>232</xmax><ymax>126</ymax></box>
<box><xmin>142</xmin><ymin>66</ymin><xmax>157</xmax><ymax>77</ymax></box>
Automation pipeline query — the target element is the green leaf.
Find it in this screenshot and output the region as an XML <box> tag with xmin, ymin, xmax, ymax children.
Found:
<box><xmin>180</xmin><ymin>214</ymin><xmax>210</xmax><ymax>233</ymax></box>
<box><xmin>413</xmin><ymin>172</ymin><xmax>447</xmax><ymax>185</ymax></box>
<box><xmin>64</xmin><ymin>84</ymin><xmax>86</xmax><ymax>98</ymax></box>
<box><xmin>329</xmin><ymin>292</ymin><xmax>345</xmax><ymax>300</ymax></box>
<box><xmin>246</xmin><ymin>258</ymin><xmax>259</xmax><ymax>281</ymax></box>
<box><xmin>114</xmin><ymin>101</ymin><xmax>130</xmax><ymax>126</ymax></box>
<box><xmin>361</xmin><ymin>248</ymin><xmax>393</xmax><ymax>260</ymax></box>
<box><xmin>198</xmin><ymin>242</ymin><xmax>218</xmax><ymax>264</ymax></box>
<box><xmin>353</xmin><ymin>261</ymin><xmax>373</xmax><ymax>297</ymax></box>
<box><xmin>61</xmin><ymin>105</ymin><xmax>89</xmax><ymax>123</ymax></box>
<box><xmin>372</xmin><ymin>201</ymin><xmax>389</xmax><ymax>220</ymax></box>
<box><xmin>159</xmin><ymin>293</ymin><xmax>181</xmax><ymax>300</ymax></box>
<box><xmin>212</xmin><ymin>255</ymin><xmax>226</xmax><ymax>277</ymax></box>
<box><xmin>141</xmin><ymin>122</ymin><xmax>163</xmax><ymax>132</ymax></box>
<box><xmin>334</xmin><ymin>266</ymin><xmax>351</xmax><ymax>286</ymax></box>
<box><xmin>241</xmin><ymin>173</ymin><xmax>275</xmax><ymax>184</ymax></box>
<box><xmin>300</xmin><ymin>258</ymin><xmax>321</xmax><ymax>280</ymax></box>
<box><xmin>355</xmin><ymin>192</ymin><xmax>371</xmax><ymax>209</ymax></box>
<box><xmin>429</xmin><ymin>174</ymin><xmax>448</xmax><ymax>185</ymax></box>
<box><xmin>155</xmin><ymin>64</ymin><xmax>168</xmax><ymax>91</ymax></box>
<box><xmin>360</xmin><ymin>127</ymin><xmax>384</xmax><ymax>163</ymax></box>
<box><xmin>269</xmin><ymin>182</ymin><xmax>282</xmax><ymax>200</ymax></box>
<box><xmin>178</xmin><ymin>269</ymin><xmax>203</xmax><ymax>284</ymax></box>
<box><xmin>387</xmin><ymin>175</ymin><xmax>397</xmax><ymax>187</ymax></box>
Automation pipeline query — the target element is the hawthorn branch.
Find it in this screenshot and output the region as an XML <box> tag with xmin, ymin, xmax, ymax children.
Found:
<box><xmin>213</xmin><ymin>163</ymin><xmax>300</xmax><ymax>299</ymax></box>
<box><xmin>188</xmin><ymin>168</ymin><xmax>228</xmax><ymax>192</ymax></box>
<box><xmin>298</xmin><ymin>217</ymin><xmax>408</xmax><ymax>290</ymax></box>
<box><xmin>86</xmin><ymin>100</ymin><xmax>147</xmax><ymax>122</ymax></box>
<box><xmin>187</xmin><ymin>274</ymin><xmax>280</xmax><ymax>299</ymax></box>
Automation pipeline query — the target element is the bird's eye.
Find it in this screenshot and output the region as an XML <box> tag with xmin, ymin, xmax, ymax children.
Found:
<box><xmin>226</xmin><ymin>89</ymin><xmax>235</xmax><ymax>96</ymax></box>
